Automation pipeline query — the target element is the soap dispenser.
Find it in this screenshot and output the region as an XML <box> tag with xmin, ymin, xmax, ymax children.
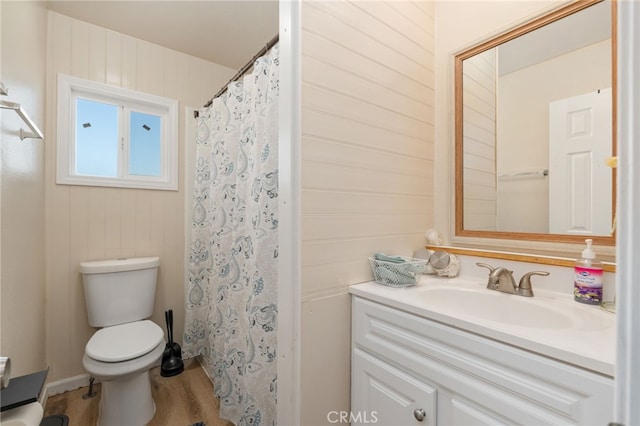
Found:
<box><xmin>574</xmin><ymin>239</ymin><xmax>603</xmax><ymax>305</ymax></box>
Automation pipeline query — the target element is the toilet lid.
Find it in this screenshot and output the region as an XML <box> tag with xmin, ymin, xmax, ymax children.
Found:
<box><xmin>86</xmin><ymin>320</ymin><xmax>164</xmax><ymax>362</ymax></box>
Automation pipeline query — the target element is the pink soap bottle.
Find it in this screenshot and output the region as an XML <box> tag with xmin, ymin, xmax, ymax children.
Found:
<box><xmin>574</xmin><ymin>239</ymin><xmax>603</xmax><ymax>305</ymax></box>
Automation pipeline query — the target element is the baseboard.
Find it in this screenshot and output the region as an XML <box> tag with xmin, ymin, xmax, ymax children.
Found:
<box><xmin>43</xmin><ymin>373</ymin><xmax>94</xmax><ymax>400</ymax></box>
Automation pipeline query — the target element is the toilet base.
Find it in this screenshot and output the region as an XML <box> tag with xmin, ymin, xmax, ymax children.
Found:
<box><xmin>98</xmin><ymin>371</ymin><xmax>155</xmax><ymax>426</ymax></box>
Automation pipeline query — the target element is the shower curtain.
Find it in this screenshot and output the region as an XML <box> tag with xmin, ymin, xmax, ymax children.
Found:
<box><xmin>184</xmin><ymin>44</ymin><xmax>279</xmax><ymax>426</ymax></box>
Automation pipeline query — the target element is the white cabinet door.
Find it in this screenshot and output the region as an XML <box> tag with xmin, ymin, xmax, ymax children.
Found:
<box><xmin>352</xmin><ymin>348</ymin><xmax>436</xmax><ymax>426</ymax></box>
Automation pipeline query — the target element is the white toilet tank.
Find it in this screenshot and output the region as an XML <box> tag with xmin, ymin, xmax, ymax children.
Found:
<box><xmin>80</xmin><ymin>257</ymin><xmax>160</xmax><ymax>327</ymax></box>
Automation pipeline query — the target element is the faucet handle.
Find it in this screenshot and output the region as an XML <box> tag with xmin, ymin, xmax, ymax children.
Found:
<box><xmin>518</xmin><ymin>271</ymin><xmax>550</xmax><ymax>297</ymax></box>
<box><xmin>476</xmin><ymin>262</ymin><xmax>496</xmax><ymax>273</ymax></box>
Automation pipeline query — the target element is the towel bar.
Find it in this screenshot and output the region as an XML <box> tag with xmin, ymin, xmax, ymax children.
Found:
<box><xmin>0</xmin><ymin>100</ymin><xmax>44</xmax><ymax>140</ymax></box>
<box><xmin>498</xmin><ymin>169</ymin><xmax>548</xmax><ymax>178</ymax></box>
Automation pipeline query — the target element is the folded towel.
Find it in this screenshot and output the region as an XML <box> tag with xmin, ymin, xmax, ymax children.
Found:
<box><xmin>375</xmin><ymin>263</ymin><xmax>414</xmax><ymax>280</ymax></box>
<box><xmin>374</xmin><ymin>253</ymin><xmax>406</xmax><ymax>263</ymax></box>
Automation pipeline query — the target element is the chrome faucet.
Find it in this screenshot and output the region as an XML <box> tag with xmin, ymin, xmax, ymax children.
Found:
<box><xmin>478</xmin><ymin>264</ymin><xmax>517</xmax><ymax>294</ymax></box>
<box><xmin>476</xmin><ymin>263</ymin><xmax>549</xmax><ymax>297</ymax></box>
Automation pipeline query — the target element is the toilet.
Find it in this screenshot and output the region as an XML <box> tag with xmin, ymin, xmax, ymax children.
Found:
<box><xmin>80</xmin><ymin>257</ymin><xmax>164</xmax><ymax>426</ymax></box>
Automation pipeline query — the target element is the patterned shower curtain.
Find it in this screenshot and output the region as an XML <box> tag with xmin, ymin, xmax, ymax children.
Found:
<box><xmin>184</xmin><ymin>44</ymin><xmax>279</xmax><ymax>426</ymax></box>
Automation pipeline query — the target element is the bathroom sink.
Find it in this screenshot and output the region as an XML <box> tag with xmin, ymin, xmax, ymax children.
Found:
<box><xmin>410</xmin><ymin>281</ymin><xmax>614</xmax><ymax>332</ymax></box>
<box><xmin>349</xmin><ymin>276</ymin><xmax>616</xmax><ymax>376</ymax></box>
<box><xmin>415</xmin><ymin>286</ymin><xmax>574</xmax><ymax>329</ymax></box>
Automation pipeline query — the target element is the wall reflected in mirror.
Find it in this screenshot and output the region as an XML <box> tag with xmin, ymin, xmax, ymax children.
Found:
<box><xmin>456</xmin><ymin>0</ymin><xmax>615</xmax><ymax>243</ymax></box>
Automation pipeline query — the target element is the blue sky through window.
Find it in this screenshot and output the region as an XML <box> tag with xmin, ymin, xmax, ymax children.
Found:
<box><xmin>76</xmin><ymin>98</ymin><xmax>118</xmax><ymax>177</ymax></box>
<box><xmin>75</xmin><ymin>99</ymin><xmax>162</xmax><ymax>178</ymax></box>
<box><xmin>129</xmin><ymin>112</ymin><xmax>161</xmax><ymax>176</ymax></box>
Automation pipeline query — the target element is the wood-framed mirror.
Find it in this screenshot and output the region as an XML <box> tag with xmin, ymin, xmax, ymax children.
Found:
<box><xmin>455</xmin><ymin>0</ymin><xmax>616</xmax><ymax>246</ymax></box>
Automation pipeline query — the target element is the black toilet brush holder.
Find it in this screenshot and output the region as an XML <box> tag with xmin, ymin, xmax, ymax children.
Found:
<box><xmin>160</xmin><ymin>309</ymin><xmax>184</xmax><ymax>377</ymax></box>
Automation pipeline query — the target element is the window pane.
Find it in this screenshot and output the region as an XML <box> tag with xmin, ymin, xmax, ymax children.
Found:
<box><xmin>129</xmin><ymin>111</ymin><xmax>161</xmax><ymax>177</ymax></box>
<box><xmin>76</xmin><ymin>98</ymin><xmax>119</xmax><ymax>177</ymax></box>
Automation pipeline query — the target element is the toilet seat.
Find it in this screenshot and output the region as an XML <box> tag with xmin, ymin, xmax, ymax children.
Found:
<box><xmin>86</xmin><ymin>320</ymin><xmax>164</xmax><ymax>362</ymax></box>
<box><xmin>83</xmin><ymin>340</ymin><xmax>164</xmax><ymax>381</ymax></box>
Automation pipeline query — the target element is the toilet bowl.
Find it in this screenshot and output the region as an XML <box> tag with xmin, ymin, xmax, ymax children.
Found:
<box><xmin>83</xmin><ymin>320</ymin><xmax>165</xmax><ymax>426</ymax></box>
<box><xmin>80</xmin><ymin>257</ymin><xmax>162</xmax><ymax>426</ymax></box>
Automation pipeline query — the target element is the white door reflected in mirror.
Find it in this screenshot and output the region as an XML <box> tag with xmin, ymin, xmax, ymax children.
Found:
<box><xmin>549</xmin><ymin>88</ymin><xmax>612</xmax><ymax>235</ymax></box>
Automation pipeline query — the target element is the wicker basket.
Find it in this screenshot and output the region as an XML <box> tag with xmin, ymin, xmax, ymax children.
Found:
<box><xmin>368</xmin><ymin>256</ymin><xmax>428</xmax><ymax>287</ymax></box>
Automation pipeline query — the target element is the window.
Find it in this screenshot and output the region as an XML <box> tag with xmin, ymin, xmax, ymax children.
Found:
<box><xmin>57</xmin><ymin>74</ymin><xmax>178</xmax><ymax>190</ymax></box>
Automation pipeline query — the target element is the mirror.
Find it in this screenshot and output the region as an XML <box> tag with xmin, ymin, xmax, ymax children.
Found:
<box><xmin>455</xmin><ymin>0</ymin><xmax>616</xmax><ymax>245</ymax></box>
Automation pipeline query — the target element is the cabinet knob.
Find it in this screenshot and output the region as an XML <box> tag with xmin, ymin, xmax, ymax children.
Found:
<box><xmin>414</xmin><ymin>408</ymin><xmax>426</xmax><ymax>422</ymax></box>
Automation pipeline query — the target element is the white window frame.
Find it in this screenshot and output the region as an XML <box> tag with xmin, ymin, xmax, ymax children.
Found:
<box><xmin>57</xmin><ymin>74</ymin><xmax>178</xmax><ymax>191</ymax></box>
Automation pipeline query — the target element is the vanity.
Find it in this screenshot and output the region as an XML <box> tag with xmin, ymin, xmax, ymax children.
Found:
<box><xmin>350</xmin><ymin>275</ymin><xmax>614</xmax><ymax>426</ymax></box>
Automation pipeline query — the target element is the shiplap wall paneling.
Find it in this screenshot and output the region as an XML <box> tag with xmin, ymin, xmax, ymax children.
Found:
<box><xmin>462</xmin><ymin>49</ymin><xmax>497</xmax><ymax>231</ymax></box>
<box><xmin>299</xmin><ymin>1</ymin><xmax>436</xmax><ymax>424</ymax></box>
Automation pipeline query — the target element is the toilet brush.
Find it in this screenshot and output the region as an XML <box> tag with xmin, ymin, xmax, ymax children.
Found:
<box><xmin>167</xmin><ymin>310</ymin><xmax>182</xmax><ymax>358</ymax></box>
<box><xmin>161</xmin><ymin>309</ymin><xmax>184</xmax><ymax>377</ymax></box>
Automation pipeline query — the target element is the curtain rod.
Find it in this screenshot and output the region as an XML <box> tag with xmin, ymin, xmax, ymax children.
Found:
<box><xmin>194</xmin><ymin>34</ymin><xmax>279</xmax><ymax>118</ymax></box>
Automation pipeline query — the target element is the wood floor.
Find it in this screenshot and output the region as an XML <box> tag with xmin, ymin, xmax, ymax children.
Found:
<box><xmin>44</xmin><ymin>359</ymin><xmax>233</xmax><ymax>426</ymax></box>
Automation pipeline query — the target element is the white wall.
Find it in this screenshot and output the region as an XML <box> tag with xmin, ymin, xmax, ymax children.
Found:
<box><xmin>44</xmin><ymin>11</ymin><xmax>234</xmax><ymax>382</ymax></box>
<box><xmin>0</xmin><ymin>1</ymin><xmax>48</xmax><ymax>378</ymax></box>
<box><xmin>300</xmin><ymin>1</ymin><xmax>435</xmax><ymax>424</ymax></box>
<box><xmin>615</xmin><ymin>3</ymin><xmax>640</xmax><ymax>422</ymax></box>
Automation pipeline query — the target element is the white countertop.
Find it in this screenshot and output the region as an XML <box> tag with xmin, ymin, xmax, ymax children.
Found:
<box><xmin>350</xmin><ymin>275</ymin><xmax>616</xmax><ymax>377</ymax></box>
